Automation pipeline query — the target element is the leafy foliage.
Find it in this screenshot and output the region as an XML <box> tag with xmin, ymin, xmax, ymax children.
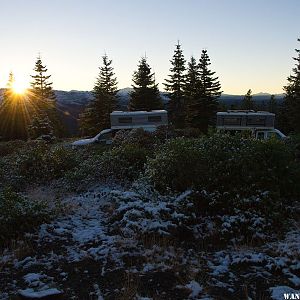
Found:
<box><xmin>0</xmin><ymin>141</ymin><xmax>78</xmax><ymax>188</ymax></box>
<box><xmin>0</xmin><ymin>188</ymin><xmax>52</xmax><ymax>243</ymax></box>
<box><xmin>145</xmin><ymin>134</ymin><xmax>300</xmax><ymax>198</ymax></box>
<box><xmin>99</xmin><ymin>144</ymin><xmax>148</xmax><ymax>181</ymax></box>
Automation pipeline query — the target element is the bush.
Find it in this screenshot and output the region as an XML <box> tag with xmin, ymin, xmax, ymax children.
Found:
<box><xmin>0</xmin><ymin>188</ymin><xmax>52</xmax><ymax>244</ymax></box>
<box><xmin>64</xmin><ymin>153</ymin><xmax>104</xmax><ymax>189</ymax></box>
<box><xmin>10</xmin><ymin>142</ymin><xmax>79</xmax><ymax>184</ymax></box>
<box><xmin>99</xmin><ymin>144</ymin><xmax>149</xmax><ymax>181</ymax></box>
<box><xmin>145</xmin><ymin>137</ymin><xmax>206</xmax><ymax>192</ymax></box>
<box><xmin>144</xmin><ymin>134</ymin><xmax>300</xmax><ymax>244</ymax></box>
<box><xmin>65</xmin><ymin>143</ymin><xmax>149</xmax><ymax>188</ymax></box>
<box><xmin>112</xmin><ymin>128</ymin><xmax>167</xmax><ymax>150</ymax></box>
<box><xmin>145</xmin><ymin>134</ymin><xmax>300</xmax><ymax>198</ymax></box>
<box><xmin>174</xmin><ymin>127</ymin><xmax>203</xmax><ymax>138</ymax></box>
<box><xmin>103</xmin><ymin>183</ymin><xmax>196</xmax><ymax>244</ymax></box>
<box><xmin>0</xmin><ymin>140</ymin><xmax>27</xmax><ymax>157</ymax></box>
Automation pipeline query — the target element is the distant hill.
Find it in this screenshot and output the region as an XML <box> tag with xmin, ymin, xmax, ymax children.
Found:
<box><xmin>0</xmin><ymin>88</ymin><xmax>285</xmax><ymax>135</ymax></box>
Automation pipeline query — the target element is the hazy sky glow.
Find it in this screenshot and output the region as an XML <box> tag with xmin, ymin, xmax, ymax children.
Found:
<box><xmin>0</xmin><ymin>0</ymin><xmax>299</xmax><ymax>94</ymax></box>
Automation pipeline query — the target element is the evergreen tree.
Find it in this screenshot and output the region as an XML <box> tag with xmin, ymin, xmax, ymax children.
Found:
<box><xmin>128</xmin><ymin>57</ymin><xmax>163</xmax><ymax>111</ymax></box>
<box><xmin>164</xmin><ymin>42</ymin><xmax>186</xmax><ymax>128</ymax></box>
<box><xmin>30</xmin><ymin>56</ymin><xmax>56</xmax><ymax>102</ymax></box>
<box><xmin>268</xmin><ymin>94</ymin><xmax>278</xmax><ymax>113</ymax></box>
<box><xmin>241</xmin><ymin>89</ymin><xmax>255</xmax><ymax>110</ymax></box>
<box><xmin>195</xmin><ymin>49</ymin><xmax>222</xmax><ymax>132</ymax></box>
<box><xmin>0</xmin><ymin>72</ymin><xmax>29</xmax><ymax>140</ymax></box>
<box><xmin>184</xmin><ymin>56</ymin><xmax>201</xmax><ymax>127</ymax></box>
<box><xmin>282</xmin><ymin>38</ymin><xmax>300</xmax><ymax>133</ymax></box>
<box><xmin>28</xmin><ymin>55</ymin><xmax>63</xmax><ymax>138</ymax></box>
<box><xmin>79</xmin><ymin>54</ymin><xmax>118</xmax><ymax>136</ymax></box>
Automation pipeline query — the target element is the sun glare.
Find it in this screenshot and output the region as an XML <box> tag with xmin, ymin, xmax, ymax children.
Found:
<box><xmin>12</xmin><ymin>80</ymin><xmax>28</xmax><ymax>95</ymax></box>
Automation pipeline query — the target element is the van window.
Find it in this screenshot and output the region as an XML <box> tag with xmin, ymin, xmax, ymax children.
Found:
<box><xmin>256</xmin><ymin>132</ymin><xmax>265</xmax><ymax>140</ymax></box>
<box><xmin>267</xmin><ymin>132</ymin><xmax>280</xmax><ymax>140</ymax></box>
<box><xmin>118</xmin><ymin>117</ymin><xmax>132</xmax><ymax>124</ymax></box>
<box><xmin>98</xmin><ymin>132</ymin><xmax>112</xmax><ymax>141</ymax></box>
<box><xmin>148</xmin><ymin>116</ymin><xmax>162</xmax><ymax>122</ymax></box>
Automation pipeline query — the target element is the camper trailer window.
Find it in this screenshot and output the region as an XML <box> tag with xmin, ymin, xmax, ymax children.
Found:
<box><xmin>148</xmin><ymin>116</ymin><xmax>162</xmax><ymax>122</ymax></box>
<box><xmin>247</xmin><ymin>117</ymin><xmax>265</xmax><ymax>126</ymax></box>
<box><xmin>223</xmin><ymin>117</ymin><xmax>241</xmax><ymax>126</ymax></box>
<box><xmin>118</xmin><ymin>117</ymin><xmax>133</xmax><ymax>124</ymax></box>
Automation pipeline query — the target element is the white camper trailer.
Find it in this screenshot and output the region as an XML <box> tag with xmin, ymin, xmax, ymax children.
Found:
<box><xmin>110</xmin><ymin>110</ymin><xmax>168</xmax><ymax>131</ymax></box>
<box><xmin>72</xmin><ymin>110</ymin><xmax>168</xmax><ymax>146</ymax></box>
<box><xmin>216</xmin><ymin>110</ymin><xmax>286</xmax><ymax>140</ymax></box>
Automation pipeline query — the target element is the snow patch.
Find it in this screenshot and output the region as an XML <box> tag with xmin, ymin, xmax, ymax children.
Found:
<box><xmin>18</xmin><ymin>288</ymin><xmax>62</xmax><ymax>298</ymax></box>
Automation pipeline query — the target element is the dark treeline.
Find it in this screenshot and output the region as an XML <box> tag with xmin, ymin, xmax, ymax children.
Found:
<box><xmin>1</xmin><ymin>39</ymin><xmax>300</xmax><ymax>140</ymax></box>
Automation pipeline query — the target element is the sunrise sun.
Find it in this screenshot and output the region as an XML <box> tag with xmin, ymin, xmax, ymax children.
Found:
<box><xmin>12</xmin><ymin>78</ymin><xmax>28</xmax><ymax>95</ymax></box>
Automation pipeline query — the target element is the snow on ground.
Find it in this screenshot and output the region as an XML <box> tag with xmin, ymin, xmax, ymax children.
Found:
<box><xmin>1</xmin><ymin>184</ymin><xmax>300</xmax><ymax>299</ymax></box>
<box><xmin>18</xmin><ymin>287</ymin><xmax>62</xmax><ymax>298</ymax></box>
<box><xmin>270</xmin><ymin>286</ymin><xmax>300</xmax><ymax>300</ymax></box>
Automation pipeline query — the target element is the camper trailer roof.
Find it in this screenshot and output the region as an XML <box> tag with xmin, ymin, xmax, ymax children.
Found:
<box><xmin>217</xmin><ymin>110</ymin><xmax>275</xmax><ymax>116</ymax></box>
<box><xmin>111</xmin><ymin>110</ymin><xmax>167</xmax><ymax>116</ymax></box>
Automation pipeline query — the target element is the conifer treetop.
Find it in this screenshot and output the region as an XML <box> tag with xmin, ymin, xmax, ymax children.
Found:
<box><xmin>132</xmin><ymin>56</ymin><xmax>157</xmax><ymax>89</ymax></box>
<box><xmin>164</xmin><ymin>41</ymin><xmax>186</xmax><ymax>95</ymax></box>
<box><xmin>184</xmin><ymin>56</ymin><xmax>201</xmax><ymax>97</ymax></box>
<box><xmin>284</xmin><ymin>38</ymin><xmax>300</xmax><ymax>96</ymax></box>
<box><xmin>129</xmin><ymin>56</ymin><xmax>162</xmax><ymax>111</ymax></box>
<box><xmin>30</xmin><ymin>55</ymin><xmax>56</xmax><ymax>102</ymax></box>
<box><xmin>198</xmin><ymin>49</ymin><xmax>222</xmax><ymax>99</ymax></box>
<box><xmin>94</xmin><ymin>54</ymin><xmax>118</xmax><ymax>96</ymax></box>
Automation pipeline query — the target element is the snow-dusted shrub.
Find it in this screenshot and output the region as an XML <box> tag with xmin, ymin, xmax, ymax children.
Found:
<box><xmin>113</xmin><ymin>128</ymin><xmax>155</xmax><ymax>148</ymax></box>
<box><xmin>11</xmin><ymin>142</ymin><xmax>78</xmax><ymax>183</ymax></box>
<box><xmin>99</xmin><ymin>144</ymin><xmax>148</xmax><ymax>181</ymax></box>
<box><xmin>145</xmin><ymin>135</ymin><xmax>300</xmax><ymax>243</ymax></box>
<box><xmin>104</xmin><ymin>184</ymin><xmax>196</xmax><ymax>243</ymax></box>
<box><xmin>64</xmin><ymin>153</ymin><xmax>104</xmax><ymax>189</ymax></box>
<box><xmin>145</xmin><ymin>137</ymin><xmax>206</xmax><ymax>192</ymax></box>
<box><xmin>0</xmin><ymin>188</ymin><xmax>52</xmax><ymax>244</ymax></box>
<box><xmin>0</xmin><ymin>140</ymin><xmax>27</xmax><ymax>157</ymax></box>
<box><xmin>174</xmin><ymin>127</ymin><xmax>203</xmax><ymax>138</ymax></box>
<box><xmin>146</xmin><ymin>134</ymin><xmax>300</xmax><ymax>198</ymax></box>
<box><xmin>189</xmin><ymin>188</ymin><xmax>294</xmax><ymax>245</ymax></box>
<box><xmin>65</xmin><ymin>144</ymin><xmax>149</xmax><ymax>188</ymax></box>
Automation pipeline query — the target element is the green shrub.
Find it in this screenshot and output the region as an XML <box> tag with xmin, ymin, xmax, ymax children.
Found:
<box><xmin>174</xmin><ymin>127</ymin><xmax>203</xmax><ymax>138</ymax></box>
<box><xmin>144</xmin><ymin>134</ymin><xmax>300</xmax><ymax>244</ymax></box>
<box><xmin>0</xmin><ymin>188</ymin><xmax>52</xmax><ymax>244</ymax></box>
<box><xmin>12</xmin><ymin>142</ymin><xmax>79</xmax><ymax>183</ymax></box>
<box><xmin>0</xmin><ymin>140</ymin><xmax>27</xmax><ymax>157</ymax></box>
<box><xmin>145</xmin><ymin>137</ymin><xmax>206</xmax><ymax>192</ymax></box>
<box><xmin>64</xmin><ymin>153</ymin><xmax>104</xmax><ymax>189</ymax></box>
<box><xmin>65</xmin><ymin>143</ymin><xmax>149</xmax><ymax>188</ymax></box>
<box><xmin>112</xmin><ymin>128</ymin><xmax>166</xmax><ymax>150</ymax></box>
<box><xmin>145</xmin><ymin>134</ymin><xmax>300</xmax><ymax>198</ymax></box>
<box><xmin>99</xmin><ymin>144</ymin><xmax>149</xmax><ymax>181</ymax></box>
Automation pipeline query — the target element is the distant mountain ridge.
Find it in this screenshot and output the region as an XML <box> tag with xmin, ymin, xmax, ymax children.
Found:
<box><xmin>0</xmin><ymin>88</ymin><xmax>285</xmax><ymax>135</ymax></box>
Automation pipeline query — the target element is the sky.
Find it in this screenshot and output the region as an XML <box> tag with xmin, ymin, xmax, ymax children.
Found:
<box><xmin>0</xmin><ymin>0</ymin><xmax>299</xmax><ymax>94</ymax></box>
